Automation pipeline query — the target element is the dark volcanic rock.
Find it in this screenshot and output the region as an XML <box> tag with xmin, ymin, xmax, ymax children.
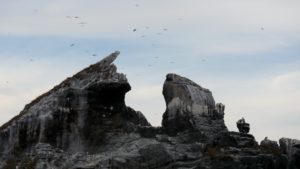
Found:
<box><xmin>0</xmin><ymin>52</ymin><xmax>297</xmax><ymax>169</ymax></box>
<box><xmin>0</xmin><ymin>51</ymin><xmax>150</xmax><ymax>158</ymax></box>
<box><xmin>279</xmin><ymin>138</ymin><xmax>300</xmax><ymax>169</ymax></box>
<box><xmin>213</xmin><ymin>131</ymin><xmax>258</xmax><ymax>148</ymax></box>
<box><xmin>162</xmin><ymin>73</ymin><xmax>227</xmax><ymax>136</ymax></box>
<box><xmin>261</xmin><ymin>137</ymin><xmax>279</xmax><ymax>149</ymax></box>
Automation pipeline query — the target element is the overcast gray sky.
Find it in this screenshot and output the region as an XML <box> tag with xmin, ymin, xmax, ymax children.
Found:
<box><xmin>0</xmin><ymin>0</ymin><xmax>300</xmax><ymax>142</ymax></box>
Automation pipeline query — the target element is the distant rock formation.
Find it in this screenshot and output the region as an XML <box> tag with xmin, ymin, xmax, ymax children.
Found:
<box><xmin>162</xmin><ymin>73</ymin><xmax>227</xmax><ymax>136</ymax></box>
<box><xmin>0</xmin><ymin>51</ymin><xmax>298</xmax><ymax>169</ymax></box>
<box><xmin>0</xmin><ymin>51</ymin><xmax>149</xmax><ymax>156</ymax></box>
<box><xmin>236</xmin><ymin>117</ymin><xmax>250</xmax><ymax>134</ymax></box>
<box><xmin>280</xmin><ymin>138</ymin><xmax>300</xmax><ymax>168</ymax></box>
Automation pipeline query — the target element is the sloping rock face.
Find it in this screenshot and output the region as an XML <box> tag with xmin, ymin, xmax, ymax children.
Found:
<box><xmin>162</xmin><ymin>73</ymin><xmax>227</xmax><ymax>136</ymax></box>
<box><xmin>0</xmin><ymin>52</ymin><xmax>297</xmax><ymax>169</ymax></box>
<box><xmin>0</xmin><ymin>51</ymin><xmax>149</xmax><ymax>160</ymax></box>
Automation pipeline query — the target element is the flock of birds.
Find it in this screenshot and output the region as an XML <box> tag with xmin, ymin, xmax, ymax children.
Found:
<box><xmin>60</xmin><ymin>4</ymin><xmax>185</xmax><ymax>71</ymax></box>
<box><xmin>0</xmin><ymin>4</ymin><xmax>267</xmax><ymax>85</ymax></box>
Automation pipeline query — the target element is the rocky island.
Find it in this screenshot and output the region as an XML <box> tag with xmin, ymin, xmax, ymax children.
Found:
<box><xmin>0</xmin><ymin>51</ymin><xmax>299</xmax><ymax>169</ymax></box>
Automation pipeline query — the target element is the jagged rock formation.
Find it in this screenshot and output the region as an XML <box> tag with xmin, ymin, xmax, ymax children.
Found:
<box><xmin>0</xmin><ymin>51</ymin><xmax>150</xmax><ymax>166</ymax></box>
<box><xmin>162</xmin><ymin>74</ymin><xmax>227</xmax><ymax>137</ymax></box>
<box><xmin>0</xmin><ymin>51</ymin><xmax>298</xmax><ymax>169</ymax></box>
<box><xmin>280</xmin><ymin>138</ymin><xmax>300</xmax><ymax>168</ymax></box>
<box><xmin>236</xmin><ymin>118</ymin><xmax>250</xmax><ymax>134</ymax></box>
<box><xmin>261</xmin><ymin>137</ymin><xmax>279</xmax><ymax>149</ymax></box>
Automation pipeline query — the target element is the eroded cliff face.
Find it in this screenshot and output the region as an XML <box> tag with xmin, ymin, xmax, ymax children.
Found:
<box><xmin>0</xmin><ymin>52</ymin><xmax>298</xmax><ymax>169</ymax></box>
<box><xmin>0</xmin><ymin>51</ymin><xmax>149</xmax><ymax>158</ymax></box>
<box><xmin>162</xmin><ymin>73</ymin><xmax>227</xmax><ymax>136</ymax></box>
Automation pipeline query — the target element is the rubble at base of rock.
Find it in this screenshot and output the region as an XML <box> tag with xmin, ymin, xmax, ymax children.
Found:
<box><xmin>0</xmin><ymin>52</ymin><xmax>298</xmax><ymax>169</ymax></box>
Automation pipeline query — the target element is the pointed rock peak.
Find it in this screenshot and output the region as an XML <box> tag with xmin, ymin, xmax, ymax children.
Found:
<box><xmin>97</xmin><ymin>50</ymin><xmax>120</xmax><ymax>65</ymax></box>
<box><xmin>72</xmin><ymin>50</ymin><xmax>126</xmax><ymax>88</ymax></box>
<box><xmin>0</xmin><ymin>51</ymin><xmax>151</xmax><ymax>156</ymax></box>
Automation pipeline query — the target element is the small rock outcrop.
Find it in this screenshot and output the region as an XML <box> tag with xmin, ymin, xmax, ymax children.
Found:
<box><xmin>162</xmin><ymin>73</ymin><xmax>227</xmax><ymax>136</ymax></box>
<box><xmin>236</xmin><ymin>117</ymin><xmax>250</xmax><ymax>134</ymax></box>
<box><xmin>261</xmin><ymin>137</ymin><xmax>279</xmax><ymax>149</ymax></box>
<box><xmin>0</xmin><ymin>51</ymin><xmax>298</xmax><ymax>169</ymax></box>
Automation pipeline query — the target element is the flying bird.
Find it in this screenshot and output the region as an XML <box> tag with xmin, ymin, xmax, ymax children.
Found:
<box><xmin>261</xmin><ymin>27</ymin><xmax>264</xmax><ymax>31</ymax></box>
<box><xmin>133</xmin><ymin>29</ymin><xmax>137</xmax><ymax>32</ymax></box>
<box><xmin>70</xmin><ymin>44</ymin><xmax>75</xmax><ymax>47</ymax></box>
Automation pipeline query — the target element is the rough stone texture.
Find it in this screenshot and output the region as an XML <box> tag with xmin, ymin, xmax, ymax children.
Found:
<box><xmin>261</xmin><ymin>137</ymin><xmax>279</xmax><ymax>149</ymax></box>
<box><xmin>279</xmin><ymin>138</ymin><xmax>300</xmax><ymax>169</ymax></box>
<box><xmin>0</xmin><ymin>51</ymin><xmax>150</xmax><ymax>161</ymax></box>
<box><xmin>0</xmin><ymin>52</ymin><xmax>297</xmax><ymax>169</ymax></box>
<box><xmin>162</xmin><ymin>73</ymin><xmax>227</xmax><ymax>136</ymax></box>
<box><xmin>236</xmin><ymin>118</ymin><xmax>250</xmax><ymax>134</ymax></box>
<box><xmin>213</xmin><ymin>131</ymin><xmax>258</xmax><ymax>148</ymax></box>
